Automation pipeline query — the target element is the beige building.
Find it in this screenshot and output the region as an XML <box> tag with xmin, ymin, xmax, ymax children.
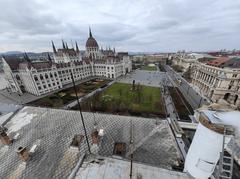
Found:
<box><xmin>172</xmin><ymin>52</ymin><xmax>215</xmax><ymax>72</ymax></box>
<box><xmin>192</xmin><ymin>60</ymin><xmax>240</xmax><ymax>108</ymax></box>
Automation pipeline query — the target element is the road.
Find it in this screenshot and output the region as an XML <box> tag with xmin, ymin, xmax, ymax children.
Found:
<box><xmin>164</xmin><ymin>65</ymin><xmax>209</xmax><ymax>109</ymax></box>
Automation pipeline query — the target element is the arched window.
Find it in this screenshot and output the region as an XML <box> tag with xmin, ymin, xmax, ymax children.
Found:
<box><xmin>34</xmin><ymin>75</ymin><xmax>38</xmax><ymax>81</ymax></box>
<box><xmin>223</xmin><ymin>93</ymin><xmax>230</xmax><ymax>101</ymax></box>
<box><xmin>40</xmin><ymin>74</ymin><xmax>43</xmax><ymax>80</ymax></box>
<box><xmin>45</xmin><ymin>73</ymin><xmax>49</xmax><ymax>79</ymax></box>
<box><xmin>15</xmin><ymin>74</ymin><xmax>20</xmax><ymax>80</ymax></box>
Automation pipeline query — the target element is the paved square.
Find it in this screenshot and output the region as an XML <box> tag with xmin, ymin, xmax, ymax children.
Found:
<box><xmin>117</xmin><ymin>69</ymin><xmax>171</xmax><ymax>87</ymax></box>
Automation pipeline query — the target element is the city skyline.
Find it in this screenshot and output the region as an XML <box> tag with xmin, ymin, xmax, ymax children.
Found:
<box><xmin>0</xmin><ymin>0</ymin><xmax>240</xmax><ymax>52</ymax></box>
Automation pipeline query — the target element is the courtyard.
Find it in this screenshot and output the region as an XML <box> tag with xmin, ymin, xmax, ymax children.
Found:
<box><xmin>28</xmin><ymin>78</ymin><xmax>111</xmax><ymax>108</ymax></box>
<box><xmin>74</xmin><ymin>82</ymin><xmax>166</xmax><ymax>118</ymax></box>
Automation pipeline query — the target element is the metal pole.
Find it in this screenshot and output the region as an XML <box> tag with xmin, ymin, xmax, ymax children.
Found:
<box><xmin>130</xmin><ymin>153</ymin><xmax>133</xmax><ymax>179</ymax></box>
<box><xmin>198</xmin><ymin>97</ymin><xmax>203</xmax><ymax>108</ymax></box>
<box><xmin>70</xmin><ymin>72</ymin><xmax>91</xmax><ymax>154</ymax></box>
<box><xmin>129</xmin><ymin>120</ymin><xmax>134</xmax><ymax>179</ymax></box>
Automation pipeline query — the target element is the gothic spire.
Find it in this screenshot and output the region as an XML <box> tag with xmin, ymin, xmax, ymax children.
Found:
<box><xmin>52</xmin><ymin>41</ymin><xmax>57</xmax><ymax>53</ymax></box>
<box><xmin>24</xmin><ymin>52</ymin><xmax>31</xmax><ymax>62</ymax></box>
<box><xmin>65</xmin><ymin>42</ymin><xmax>68</xmax><ymax>49</ymax></box>
<box><xmin>75</xmin><ymin>41</ymin><xmax>80</xmax><ymax>53</ymax></box>
<box><xmin>89</xmin><ymin>27</ymin><xmax>92</xmax><ymax>37</ymax></box>
<box><xmin>47</xmin><ymin>53</ymin><xmax>52</xmax><ymax>62</ymax></box>
<box><xmin>62</xmin><ymin>39</ymin><xmax>66</xmax><ymax>49</ymax></box>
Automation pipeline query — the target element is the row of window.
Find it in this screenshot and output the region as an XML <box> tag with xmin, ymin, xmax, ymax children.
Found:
<box><xmin>34</xmin><ymin>72</ymin><xmax>58</xmax><ymax>81</ymax></box>
<box><xmin>38</xmin><ymin>82</ymin><xmax>60</xmax><ymax>90</ymax></box>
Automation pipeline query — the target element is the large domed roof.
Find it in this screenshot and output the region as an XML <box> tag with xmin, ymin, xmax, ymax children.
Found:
<box><xmin>86</xmin><ymin>37</ymin><xmax>98</xmax><ymax>48</ymax></box>
<box><xmin>86</xmin><ymin>28</ymin><xmax>99</xmax><ymax>48</ymax></box>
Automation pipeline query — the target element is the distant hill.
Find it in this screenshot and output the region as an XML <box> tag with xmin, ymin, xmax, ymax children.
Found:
<box><xmin>0</xmin><ymin>51</ymin><xmax>23</xmax><ymax>56</ymax></box>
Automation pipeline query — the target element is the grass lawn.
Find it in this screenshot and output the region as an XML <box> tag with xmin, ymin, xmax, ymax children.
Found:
<box><xmin>29</xmin><ymin>79</ymin><xmax>111</xmax><ymax>108</ymax></box>
<box><xmin>79</xmin><ymin>83</ymin><xmax>165</xmax><ymax>118</ymax></box>
<box><xmin>141</xmin><ymin>65</ymin><xmax>157</xmax><ymax>71</ymax></box>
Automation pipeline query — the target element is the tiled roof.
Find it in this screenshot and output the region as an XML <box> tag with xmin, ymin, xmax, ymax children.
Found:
<box><xmin>206</xmin><ymin>57</ymin><xmax>230</xmax><ymax>67</ymax></box>
<box><xmin>86</xmin><ymin>37</ymin><xmax>99</xmax><ymax>48</ymax></box>
<box><xmin>19</xmin><ymin>61</ymin><xmax>53</xmax><ymax>70</ymax></box>
<box><xmin>0</xmin><ymin>106</ymin><xmax>181</xmax><ymax>179</ymax></box>
<box><xmin>3</xmin><ymin>57</ymin><xmax>26</xmax><ymax>71</ymax></box>
<box><xmin>57</xmin><ymin>48</ymin><xmax>78</xmax><ymax>56</ymax></box>
<box><xmin>221</xmin><ymin>57</ymin><xmax>240</xmax><ymax>68</ymax></box>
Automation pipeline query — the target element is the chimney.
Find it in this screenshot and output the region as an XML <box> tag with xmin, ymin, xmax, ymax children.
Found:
<box><xmin>17</xmin><ymin>147</ymin><xmax>29</xmax><ymax>162</ymax></box>
<box><xmin>70</xmin><ymin>134</ymin><xmax>84</xmax><ymax>151</ymax></box>
<box><xmin>91</xmin><ymin>129</ymin><xmax>99</xmax><ymax>145</ymax></box>
<box><xmin>0</xmin><ymin>130</ymin><xmax>12</xmax><ymax>145</ymax></box>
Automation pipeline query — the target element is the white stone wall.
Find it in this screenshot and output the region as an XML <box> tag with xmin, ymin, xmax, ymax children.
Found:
<box><xmin>86</xmin><ymin>47</ymin><xmax>101</xmax><ymax>60</ymax></box>
<box><xmin>2</xmin><ymin>59</ymin><xmax>22</xmax><ymax>94</ymax></box>
<box><xmin>6</xmin><ymin>56</ymin><xmax>132</xmax><ymax>96</ymax></box>
<box><xmin>0</xmin><ymin>73</ymin><xmax>8</xmax><ymax>90</ymax></box>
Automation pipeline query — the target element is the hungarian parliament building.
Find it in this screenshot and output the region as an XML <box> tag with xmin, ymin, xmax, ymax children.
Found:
<box><xmin>1</xmin><ymin>29</ymin><xmax>132</xmax><ymax>96</ymax></box>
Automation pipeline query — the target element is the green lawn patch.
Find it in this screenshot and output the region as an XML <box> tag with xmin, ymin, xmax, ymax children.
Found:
<box><xmin>79</xmin><ymin>82</ymin><xmax>165</xmax><ymax>118</ymax></box>
<box><xmin>141</xmin><ymin>65</ymin><xmax>157</xmax><ymax>71</ymax></box>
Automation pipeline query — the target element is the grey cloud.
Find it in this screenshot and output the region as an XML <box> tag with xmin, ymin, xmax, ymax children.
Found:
<box><xmin>0</xmin><ymin>0</ymin><xmax>239</xmax><ymax>52</ymax></box>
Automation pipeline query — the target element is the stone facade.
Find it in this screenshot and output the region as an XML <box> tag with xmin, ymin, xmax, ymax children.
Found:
<box><xmin>192</xmin><ymin>61</ymin><xmax>240</xmax><ymax>108</ymax></box>
<box><xmin>2</xmin><ymin>29</ymin><xmax>132</xmax><ymax>96</ymax></box>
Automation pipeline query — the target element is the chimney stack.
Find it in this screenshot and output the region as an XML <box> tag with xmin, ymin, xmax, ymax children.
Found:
<box><xmin>70</xmin><ymin>134</ymin><xmax>84</xmax><ymax>151</ymax></box>
<box><xmin>91</xmin><ymin>129</ymin><xmax>99</xmax><ymax>145</ymax></box>
<box><xmin>17</xmin><ymin>147</ymin><xmax>29</xmax><ymax>162</ymax></box>
<box><xmin>0</xmin><ymin>129</ymin><xmax>12</xmax><ymax>145</ymax></box>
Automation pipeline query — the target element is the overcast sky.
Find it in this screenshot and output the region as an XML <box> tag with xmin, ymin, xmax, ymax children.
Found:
<box><xmin>0</xmin><ymin>0</ymin><xmax>239</xmax><ymax>53</ymax></box>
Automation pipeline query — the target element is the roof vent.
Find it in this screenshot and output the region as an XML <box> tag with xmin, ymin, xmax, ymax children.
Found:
<box><xmin>0</xmin><ymin>127</ymin><xmax>12</xmax><ymax>145</ymax></box>
<box><xmin>17</xmin><ymin>147</ymin><xmax>29</xmax><ymax>162</ymax></box>
<box><xmin>91</xmin><ymin>129</ymin><xmax>99</xmax><ymax>145</ymax></box>
<box><xmin>113</xmin><ymin>142</ymin><xmax>126</xmax><ymax>156</ymax></box>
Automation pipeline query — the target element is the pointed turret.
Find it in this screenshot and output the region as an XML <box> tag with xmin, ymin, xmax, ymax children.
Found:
<box><xmin>89</xmin><ymin>27</ymin><xmax>92</xmax><ymax>37</ymax></box>
<box><xmin>47</xmin><ymin>53</ymin><xmax>52</xmax><ymax>62</ymax></box>
<box><xmin>52</xmin><ymin>41</ymin><xmax>57</xmax><ymax>53</ymax></box>
<box><xmin>24</xmin><ymin>52</ymin><xmax>31</xmax><ymax>62</ymax></box>
<box><xmin>62</xmin><ymin>39</ymin><xmax>66</xmax><ymax>49</ymax></box>
<box><xmin>113</xmin><ymin>47</ymin><xmax>116</xmax><ymax>53</ymax></box>
<box><xmin>75</xmin><ymin>41</ymin><xmax>80</xmax><ymax>53</ymax></box>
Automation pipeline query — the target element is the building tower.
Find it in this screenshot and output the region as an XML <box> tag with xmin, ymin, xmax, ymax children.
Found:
<box><xmin>85</xmin><ymin>28</ymin><xmax>100</xmax><ymax>60</ymax></box>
